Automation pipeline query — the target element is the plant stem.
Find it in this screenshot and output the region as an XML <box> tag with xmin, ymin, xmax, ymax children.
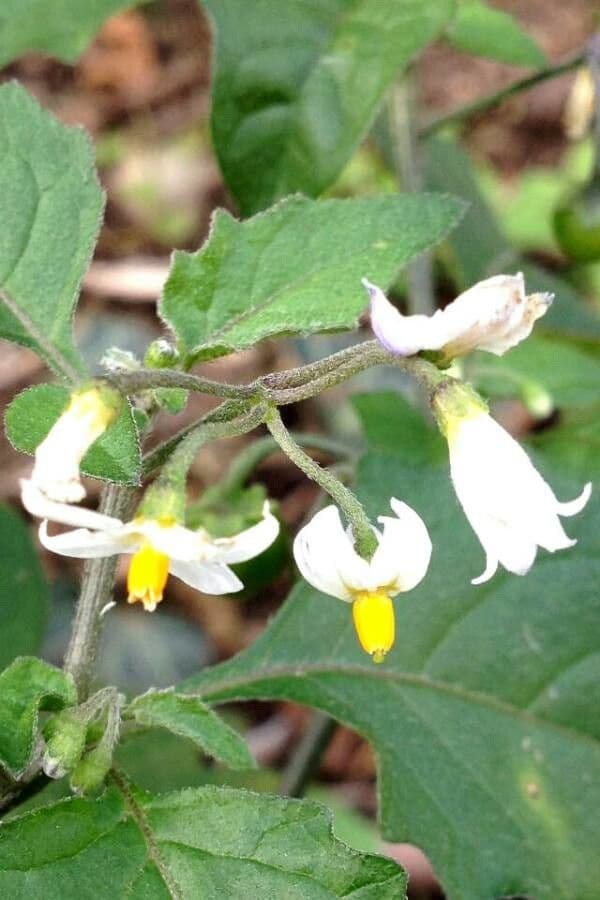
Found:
<box><xmin>420</xmin><ymin>51</ymin><xmax>585</xmax><ymax>138</ymax></box>
<box><xmin>64</xmin><ymin>483</ymin><xmax>137</xmax><ymax>700</ymax></box>
<box><xmin>208</xmin><ymin>432</ymin><xmax>355</xmax><ymax>499</ymax></box>
<box><xmin>279</xmin><ymin>712</ymin><xmax>337</xmax><ymax>798</ymax></box>
<box><xmin>265</xmin><ymin>407</ymin><xmax>377</xmax><ymax>559</ymax></box>
<box><xmin>388</xmin><ymin>74</ymin><xmax>435</xmax><ymax>315</ymax></box>
<box><xmin>110</xmin><ymin>368</ymin><xmax>254</xmax><ymax>401</ymax></box>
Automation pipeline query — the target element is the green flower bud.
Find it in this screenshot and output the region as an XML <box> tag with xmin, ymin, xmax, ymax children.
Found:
<box><xmin>43</xmin><ymin>710</ymin><xmax>87</xmax><ymax>779</ymax></box>
<box><xmin>70</xmin><ymin>744</ymin><xmax>112</xmax><ymax>795</ymax></box>
<box><xmin>144</xmin><ymin>339</ymin><xmax>180</xmax><ymax>369</ymax></box>
<box><xmin>520</xmin><ymin>381</ymin><xmax>554</xmax><ymax>420</ymax></box>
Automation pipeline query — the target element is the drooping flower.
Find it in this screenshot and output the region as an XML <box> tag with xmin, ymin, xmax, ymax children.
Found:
<box><xmin>432</xmin><ymin>381</ymin><xmax>592</xmax><ymax>584</ymax></box>
<box><xmin>21</xmin><ymin>479</ymin><xmax>279</xmax><ymax>610</ymax></box>
<box><xmin>365</xmin><ymin>273</ymin><xmax>552</xmax><ymax>362</ymax></box>
<box><xmin>29</xmin><ymin>385</ymin><xmax>122</xmax><ymax>503</ymax></box>
<box><xmin>293</xmin><ymin>499</ymin><xmax>432</xmax><ymax>663</ymax></box>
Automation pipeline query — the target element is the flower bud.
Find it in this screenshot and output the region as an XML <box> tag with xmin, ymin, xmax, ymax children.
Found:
<box><xmin>520</xmin><ymin>381</ymin><xmax>554</xmax><ymax>420</ymax></box>
<box><xmin>144</xmin><ymin>339</ymin><xmax>180</xmax><ymax>369</ymax></box>
<box><xmin>42</xmin><ymin>710</ymin><xmax>87</xmax><ymax>779</ymax></box>
<box><xmin>70</xmin><ymin>744</ymin><xmax>112</xmax><ymax>795</ymax></box>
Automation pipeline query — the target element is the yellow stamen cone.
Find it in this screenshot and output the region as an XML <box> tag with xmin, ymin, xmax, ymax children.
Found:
<box><xmin>352</xmin><ymin>591</ymin><xmax>395</xmax><ymax>664</ymax></box>
<box><xmin>127</xmin><ymin>542</ymin><xmax>170</xmax><ymax>611</ymax></box>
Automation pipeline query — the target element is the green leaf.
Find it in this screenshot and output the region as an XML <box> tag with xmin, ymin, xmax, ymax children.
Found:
<box><xmin>127</xmin><ymin>689</ymin><xmax>255</xmax><ymax>770</ymax></box>
<box><xmin>0</xmin><ymin>505</ymin><xmax>49</xmax><ymax>668</ymax></box>
<box><xmin>425</xmin><ymin>135</ymin><xmax>600</xmax><ymax>347</ymax></box>
<box><xmin>0</xmin><ymin>784</ymin><xmax>407</xmax><ymax>897</ymax></box>
<box><xmin>0</xmin><ymin>657</ymin><xmax>76</xmax><ymax>778</ymax></box>
<box><xmin>160</xmin><ymin>193</ymin><xmax>464</xmax><ymax>362</ymax></box>
<box><xmin>0</xmin><ymin>82</ymin><xmax>102</xmax><ymax>378</ymax></box>
<box><xmin>0</xmin><ymin>1</ymin><xmax>149</xmax><ymax>66</ymax></box>
<box><xmin>204</xmin><ymin>0</ymin><xmax>454</xmax><ymax>214</ymax></box>
<box><xmin>5</xmin><ymin>384</ymin><xmax>141</xmax><ymax>486</ymax></box>
<box><xmin>446</xmin><ymin>0</ymin><xmax>546</xmax><ymax>67</ymax></box>
<box><xmin>186</xmin><ymin>393</ymin><xmax>600</xmax><ymax>900</ymax></box>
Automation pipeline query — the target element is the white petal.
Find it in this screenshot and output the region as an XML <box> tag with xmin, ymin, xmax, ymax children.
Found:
<box><xmin>134</xmin><ymin>520</ymin><xmax>209</xmax><ymax>561</ymax></box>
<box><xmin>364</xmin><ymin>278</ymin><xmax>442</xmax><ymax>356</ymax></box>
<box><xmin>211</xmin><ymin>502</ymin><xmax>280</xmax><ymax>563</ymax></box>
<box><xmin>471</xmin><ymin>554</ymin><xmax>498</xmax><ymax>586</ymax></box>
<box><xmin>371</xmin><ymin>498</ymin><xmax>432</xmax><ymax>593</ymax></box>
<box><xmin>168</xmin><ymin>559</ymin><xmax>243</xmax><ymax>594</ymax></box>
<box><xmin>39</xmin><ymin>521</ymin><xmax>132</xmax><ymax>558</ymax></box>
<box><xmin>20</xmin><ymin>479</ymin><xmax>124</xmax><ymax>531</ymax></box>
<box><xmin>293</xmin><ymin>505</ymin><xmax>368</xmax><ymax>601</ymax></box>
<box><xmin>556</xmin><ymin>482</ymin><xmax>592</xmax><ymax>517</ymax></box>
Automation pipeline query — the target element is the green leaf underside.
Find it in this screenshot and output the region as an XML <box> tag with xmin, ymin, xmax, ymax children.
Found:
<box><xmin>127</xmin><ymin>690</ymin><xmax>255</xmax><ymax>770</ymax></box>
<box><xmin>446</xmin><ymin>0</ymin><xmax>546</xmax><ymax>67</ymax></box>
<box><xmin>0</xmin><ymin>657</ymin><xmax>76</xmax><ymax>777</ymax></box>
<box><xmin>0</xmin><ymin>83</ymin><xmax>102</xmax><ymax>378</ymax></box>
<box><xmin>5</xmin><ymin>384</ymin><xmax>141</xmax><ymax>486</ymax></box>
<box><xmin>425</xmin><ymin>136</ymin><xmax>600</xmax><ymax>347</ymax></box>
<box><xmin>160</xmin><ymin>193</ymin><xmax>464</xmax><ymax>362</ymax></box>
<box><xmin>0</xmin><ymin>1</ymin><xmax>150</xmax><ymax>66</ymax></box>
<box><xmin>185</xmin><ymin>393</ymin><xmax>600</xmax><ymax>900</ymax></box>
<box><xmin>204</xmin><ymin>0</ymin><xmax>454</xmax><ymax>214</ymax></box>
<box><xmin>0</xmin><ymin>785</ymin><xmax>407</xmax><ymax>898</ymax></box>
<box><xmin>0</xmin><ymin>505</ymin><xmax>49</xmax><ymax>669</ymax></box>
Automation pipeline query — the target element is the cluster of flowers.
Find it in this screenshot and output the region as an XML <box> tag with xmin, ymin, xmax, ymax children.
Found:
<box><xmin>20</xmin><ymin>274</ymin><xmax>591</xmax><ymax>664</ymax></box>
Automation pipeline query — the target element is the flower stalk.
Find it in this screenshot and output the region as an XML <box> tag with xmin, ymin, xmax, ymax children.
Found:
<box><xmin>265</xmin><ymin>406</ymin><xmax>378</xmax><ymax>559</ymax></box>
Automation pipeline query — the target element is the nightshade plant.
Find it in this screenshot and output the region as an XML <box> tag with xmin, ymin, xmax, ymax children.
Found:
<box><xmin>0</xmin><ymin>5</ymin><xmax>599</xmax><ymax>900</ymax></box>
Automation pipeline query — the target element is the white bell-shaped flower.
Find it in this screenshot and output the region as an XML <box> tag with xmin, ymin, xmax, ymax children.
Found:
<box><xmin>365</xmin><ymin>272</ymin><xmax>552</xmax><ymax>361</ymax></box>
<box><xmin>293</xmin><ymin>499</ymin><xmax>432</xmax><ymax>663</ymax></box>
<box><xmin>21</xmin><ymin>480</ymin><xmax>279</xmax><ymax>610</ymax></box>
<box><xmin>435</xmin><ymin>401</ymin><xmax>591</xmax><ymax>584</ymax></box>
<box><xmin>30</xmin><ymin>385</ymin><xmax>121</xmax><ymax>504</ymax></box>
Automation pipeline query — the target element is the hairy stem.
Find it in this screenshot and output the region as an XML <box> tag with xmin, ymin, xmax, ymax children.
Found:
<box><xmin>420</xmin><ymin>51</ymin><xmax>585</xmax><ymax>137</ymax></box>
<box><xmin>110</xmin><ymin>368</ymin><xmax>255</xmax><ymax>401</ymax></box>
<box><xmin>64</xmin><ymin>484</ymin><xmax>137</xmax><ymax>700</ymax></box>
<box><xmin>265</xmin><ymin>407</ymin><xmax>377</xmax><ymax>559</ymax></box>
<box><xmin>203</xmin><ymin>432</ymin><xmax>355</xmax><ymax>501</ymax></box>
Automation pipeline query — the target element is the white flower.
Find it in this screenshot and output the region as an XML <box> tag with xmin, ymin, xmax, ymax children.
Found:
<box><xmin>293</xmin><ymin>499</ymin><xmax>432</xmax><ymax>663</ymax></box>
<box><xmin>440</xmin><ymin>406</ymin><xmax>591</xmax><ymax>584</ymax></box>
<box><xmin>365</xmin><ymin>273</ymin><xmax>552</xmax><ymax>361</ymax></box>
<box><xmin>21</xmin><ymin>479</ymin><xmax>279</xmax><ymax>610</ymax></box>
<box><xmin>29</xmin><ymin>386</ymin><xmax>120</xmax><ymax>504</ymax></box>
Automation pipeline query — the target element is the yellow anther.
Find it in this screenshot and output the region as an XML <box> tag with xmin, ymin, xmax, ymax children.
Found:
<box><xmin>127</xmin><ymin>541</ymin><xmax>170</xmax><ymax>612</ymax></box>
<box><xmin>351</xmin><ymin>591</ymin><xmax>395</xmax><ymax>664</ymax></box>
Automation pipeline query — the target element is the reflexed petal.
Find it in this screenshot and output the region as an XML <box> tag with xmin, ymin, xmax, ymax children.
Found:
<box><xmin>471</xmin><ymin>554</ymin><xmax>499</xmax><ymax>586</ymax></box>
<box><xmin>168</xmin><ymin>559</ymin><xmax>243</xmax><ymax>594</ymax></box>
<box><xmin>293</xmin><ymin>506</ymin><xmax>368</xmax><ymax>601</ymax></box>
<box><xmin>364</xmin><ymin>279</ymin><xmax>443</xmax><ymax>357</ymax></box>
<box><xmin>39</xmin><ymin>521</ymin><xmax>131</xmax><ymax>558</ymax></box>
<box><xmin>556</xmin><ymin>482</ymin><xmax>592</xmax><ymax>517</ymax></box>
<box><xmin>372</xmin><ymin>498</ymin><xmax>432</xmax><ymax>593</ymax></box>
<box><xmin>211</xmin><ymin>502</ymin><xmax>280</xmax><ymax>563</ymax></box>
<box><xmin>21</xmin><ymin>479</ymin><xmax>124</xmax><ymax>531</ymax></box>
